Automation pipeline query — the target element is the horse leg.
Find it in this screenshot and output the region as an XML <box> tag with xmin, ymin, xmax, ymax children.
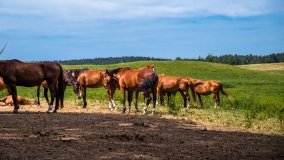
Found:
<box><xmin>135</xmin><ymin>91</ymin><xmax>139</xmax><ymax>112</ymax></box>
<box><xmin>61</xmin><ymin>84</ymin><xmax>66</xmax><ymax>108</ymax></box>
<box><xmin>47</xmin><ymin>84</ymin><xmax>56</xmax><ymax>113</ymax></box>
<box><xmin>179</xmin><ymin>91</ymin><xmax>188</xmax><ymax>108</ymax></box>
<box><xmin>43</xmin><ymin>87</ymin><xmax>49</xmax><ymax>105</ymax></box>
<box><xmin>82</xmin><ymin>86</ymin><xmax>87</xmax><ymax>108</ymax></box>
<box><xmin>160</xmin><ymin>92</ymin><xmax>164</xmax><ymax>106</ymax></box>
<box><xmin>107</xmin><ymin>88</ymin><xmax>114</xmax><ymax>111</ymax></box>
<box><xmin>197</xmin><ymin>94</ymin><xmax>202</xmax><ymax>108</ymax></box>
<box><xmin>9</xmin><ymin>84</ymin><xmax>19</xmax><ymax>113</ymax></box>
<box><xmin>213</xmin><ymin>94</ymin><xmax>218</xmax><ymax>109</ymax></box>
<box><xmin>36</xmin><ymin>86</ymin><xmax>41</xmax><ymax>106</ymax></box>
<box><xmin>143</xmin><ymin>91</ymin><xmax>152</xmax><ymax>114</ymax></box>
<box><xmin>152</xmin><ymin>88</ymin><xmax>157</xmax><ymax>114</ymax></box>
<box><xmin>156</xmin><ymin>88</ymin><xmax>161</xmax><ymax>106</ymax></box>
<box><xmin>121</xmin><ymin>88</ymin><xmax>126</xmax><ymax>113</ymax></box>
<box><xmin>216</xmin><ymin>91</ymin><xmax>221</xmax><ymax>108</ymax></box>
<box><xmin>127</xmin><ymin>91</ymin><xmax>133</xmax><ymax>113</ymax></box>
<box><xmin>184</xmin><ymin>91</ymin><xmax>190</xmax><ymax>109</ymax></box>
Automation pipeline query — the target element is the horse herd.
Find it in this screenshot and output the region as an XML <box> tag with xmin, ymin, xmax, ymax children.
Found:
<box><xmin>0</xmin><ymin>47</ymin><xmax>232</xmax><ymax>114</ymax></box>
<box><xmin>0</xmin><ymin>61</ymin><xmax>232</xmax><ymax>114</ymax></box>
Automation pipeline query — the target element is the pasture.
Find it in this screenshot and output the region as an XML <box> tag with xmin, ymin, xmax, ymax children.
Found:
<box><xmin>0</xmin><ymin>61</ymin><xmax>284</xmax><ymax>159</ymax></box>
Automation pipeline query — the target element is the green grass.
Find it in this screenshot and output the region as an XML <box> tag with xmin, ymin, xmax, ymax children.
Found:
<box><xmin>1</xmin><ymin>61</ymin><xmax>283</xmax><ymax>135</ymax></box>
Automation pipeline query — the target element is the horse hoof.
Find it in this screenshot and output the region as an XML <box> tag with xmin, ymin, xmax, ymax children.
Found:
<box><xmin>13</xmin><ymin>110</ymin><xmax>18</xmax><ymax>113</ymax></box>
<box><xmin>53</xmin><ymin>110</ymin><xmax>57</xmax><ymax>113</ymax></box>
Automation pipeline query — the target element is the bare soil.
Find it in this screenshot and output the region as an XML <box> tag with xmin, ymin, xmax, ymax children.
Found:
<box><xmin>0</xmin><ymin>105</ymin><xmax>283</xmax><ymax>160</ymax></box>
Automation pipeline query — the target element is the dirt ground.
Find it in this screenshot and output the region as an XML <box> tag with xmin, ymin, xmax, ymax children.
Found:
<box><xmin>0</xmin><ymin>104</ymin><xmax>283</xmax><ymax>160</ymax></box>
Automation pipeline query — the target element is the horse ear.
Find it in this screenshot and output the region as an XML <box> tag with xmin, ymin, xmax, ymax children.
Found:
<box><xmin>105</xmin><ymin>69</ymin><xmax>109</xmax><ymax>74</ymax></box>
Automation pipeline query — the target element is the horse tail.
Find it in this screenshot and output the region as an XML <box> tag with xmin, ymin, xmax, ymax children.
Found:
<box><xmin>56</xmin><ymin>63</ymin><xmax>65</xmax><ymax>108</ymax></box>
<box><xmin>219</xmin><ymin>82</ymin><xmax>233</xmax><ymax>100</ymax></box>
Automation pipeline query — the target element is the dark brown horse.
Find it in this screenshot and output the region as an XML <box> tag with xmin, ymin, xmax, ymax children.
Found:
<box><xmin>157</xmin><ymin>74</ymin><xmax>197</xmax><ymax>108</ymax></box>
<box><xmin>190</xmin><ymin>79</ymin><xmax>233</xmax><ymax>108</ymax></box>
<box><xmin>36</xmin><ymin>69</ymin><xmax>80</xmax><ymax>107</ymax></box>
<box><xmin>67</xmin><ymin>69</ymin><xmax>118</xmax><ymax>108</ymax></box>
<box><xmin>104</xmin><ymin>65</ymin><xmax>158</xmax><ymax>114</ymax></box>
<box><xmin>0</xmin><ymin>59</ymin><xmax>64</xmax><ymax>113</ymax></box>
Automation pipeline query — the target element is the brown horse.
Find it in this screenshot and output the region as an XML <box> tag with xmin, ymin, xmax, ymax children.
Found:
<box><xmin>104</xmin><ymin>65</ymin><xmax>158</xmax><ymax>114</ymax></box>
<box><xmin>36</xmin><ymin>69</ymin><xmax>80</xmax><ymax>107</ymax></box>
<box><xmin>190</xmin><ymin>79</ymin><xmax>233</xmax><ymax>108</ymax></box>
<box><xmin>157</xmin><ymin>74</ymin><xmax>197</xmax><ymax>108</ymax></box>
<box><xmin>67</xmin><ymin>69</ymin><xmax>118</xmax><ymax>108</ymax></box>
<box><xmin>0</xmin><ymin>95</ymin><xmax>37</xmax><ymax>105</ymax></box>
<box><xmin>0</xmin><ymin>59</ymin><xmax>64</xmax><ymax>113</ymax></box>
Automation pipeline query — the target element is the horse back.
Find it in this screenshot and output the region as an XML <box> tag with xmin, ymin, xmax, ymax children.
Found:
<box><xmin>0</xmin><ymin>60</ymin><xmax>60</xmax><ymax>87</ymax></box>
<box><xmin>78</xmin><ymin>70</ymin><xmax>104</xmax><ymax>88</ymax></box>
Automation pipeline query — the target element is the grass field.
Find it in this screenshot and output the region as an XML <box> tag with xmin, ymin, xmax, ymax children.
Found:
<box><xmin>1</xmin><ymin>61</ymin><xmax>283</xmax><ymax>135</ymax></box>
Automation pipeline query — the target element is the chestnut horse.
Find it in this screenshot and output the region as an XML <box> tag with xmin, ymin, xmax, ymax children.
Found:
<box><xmin>67</xmin><ymin>69</ymin><xmax>118</xmax><ymax>108</ymax></box>
<box><xmin>157</xmin><ymin>74</ymin><xmax>197</xmax><ymax>108</ymax></box>
<box><xmin>0</xmin><ymin>95</ymin><xmax>37</xmax><ymax>105</ymax></box>
<box><xmin>0</xmin><ymin>59</ymin><xmax>64</xmax><ymax>113</ymax></box>
<box><xmin>104</xmin><ymin>65</ymin><xmax>158</xmax><ymax>114</ymax></box>
<box><xmin>190</xmin><ymin>79</ymin><xmax>233</xmax><ymax>108</ymax></box>
<box><xmin>36</xmin><ymin>70</ymin><xmax>80</xmax><ymax>107</ymax></box>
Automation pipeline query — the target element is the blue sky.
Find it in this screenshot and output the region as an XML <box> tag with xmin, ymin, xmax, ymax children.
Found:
<box><xmin>0</xmin><ymin>0</ymin><xmax>283</xmax><ymax>61</ymax></box>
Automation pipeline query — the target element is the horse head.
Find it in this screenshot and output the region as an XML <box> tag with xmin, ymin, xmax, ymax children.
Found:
<box><xmin>63</xmin><ymin>70</ymin><xmax>81</xmax><ymax>98</ymax></box>
<box><xmin>102</xmin><ymin>69</ymin><xmax>113</xmax><ymax>88</ymax></box>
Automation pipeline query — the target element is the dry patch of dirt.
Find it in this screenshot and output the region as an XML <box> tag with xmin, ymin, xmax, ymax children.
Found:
<box><xmin>0</xmin><ymin>105</ymin><xmax>283</xmax><ymax>159</ymax></box>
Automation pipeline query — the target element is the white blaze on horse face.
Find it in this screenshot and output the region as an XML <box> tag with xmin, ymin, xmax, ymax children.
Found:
<box><xmin>72</xmin><ymin>72</ymin><xmax>75</xmax><ymax>77</ymax></box>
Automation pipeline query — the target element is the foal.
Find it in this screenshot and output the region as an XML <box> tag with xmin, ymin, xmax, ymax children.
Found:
<box><xmin>191</xmin><ymin>79</ymin><xmax>233</xmax><ymax>108</ymax></box>
<box><xmin>0</xmin><ymin>95</ymin><xmax>37</xmax><ymax>105</ymax></box>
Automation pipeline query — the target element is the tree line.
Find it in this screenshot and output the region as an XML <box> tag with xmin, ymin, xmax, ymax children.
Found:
<box><xmin>55</xmin><ymin>56</ymin><xmax>170</xmax><ymax>65</ymax></box>
<box><xmin>53</xmin><ymin>53</ymin><xmax>284</xmax><ymax>65</ymax></box>
<box><xmin>178</xmin><ymin>53</ymin><xmax>284</xmax><ymax>65</ymax></box>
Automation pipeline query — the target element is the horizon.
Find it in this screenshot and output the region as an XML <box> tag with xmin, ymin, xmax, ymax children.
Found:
<box><xmin>1</xmin><ymin>0</ymin><xmax>284</xmax><ymax>61</ymax></box>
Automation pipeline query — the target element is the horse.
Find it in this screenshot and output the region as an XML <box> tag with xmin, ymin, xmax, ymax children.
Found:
<box><xmin>157</xmin><ymin>74</ymin><xmax>197</xmax><ymax>108</ymax></box>
<box><xmin>0</xmin><ymin>95</ymin><xmax>37</xmax><ymax>105</ymax></box>
<box><xmin>190</xmin><ymin>79</ymin><xmax>233</xmax><ymax>108</ymax></box>
<box><xmin>67</xmin><ymin>69</ymin><xmax>118</xmax><ymax>108</ymax></box>
<box><xmin>0</xmin><ymin>59</ymin><xmax>64</xmax><ymax>113</ymax></box>
<box><xmin>103</xmin><ymin>65</ymin><xmax>158</xmax><ymax>114</ymax></box>
<box><xmin>36</xmin><ymin>69</ymin><xmax>80</xmax><ymax>107</ymax></box>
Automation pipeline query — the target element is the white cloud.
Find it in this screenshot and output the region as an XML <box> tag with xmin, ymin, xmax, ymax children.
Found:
<box><xmin>0</xmin><ymin>0</ymin><xmax>278</xmax><ymax>21</ymax></box>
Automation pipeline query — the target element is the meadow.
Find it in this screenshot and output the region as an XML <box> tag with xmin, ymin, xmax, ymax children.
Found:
<box><xmin>1</xmin><ymin>61</ymin><xmax>283</xmax><ymax>135</ymax></box>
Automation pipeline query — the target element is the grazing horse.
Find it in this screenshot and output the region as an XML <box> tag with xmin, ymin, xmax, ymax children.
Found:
<box><xmin>104</xmin><ymin>65</ymin><xmax>158</xmax><ymax>114</ymax></box>
<box><xmin>0</xmin><ymin>95</ymin><xmax>37</xmax><ymax>105</ymax></box>
<box><xmin>157</xmin><ymin>74</ymin><xmax>197</xmax><ymax>108</ymax></box>
<box><xmin>36</xmin><ymin>70</ymin><xmax>80</xmax><ymax>107</ymax></box>
<box><xmin>191</xmin><ymin>79</ymin><xmax>233</xmax><ymax>108</ymax></box>
<box><xmin>68</xmin><ymin>69</ymin><xmax>118</xmax><ymax>108</ymax></box>
<box><xmin>0</xmin><ymin>59</ymin><xmax>64</xmax><ymax>113</ymax></box>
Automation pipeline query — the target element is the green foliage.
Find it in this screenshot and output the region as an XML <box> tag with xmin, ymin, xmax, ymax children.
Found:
<box><xmin>167</xmin><ymin>95</ymin><xmax>181</xmax><ymax>115</ymax></box>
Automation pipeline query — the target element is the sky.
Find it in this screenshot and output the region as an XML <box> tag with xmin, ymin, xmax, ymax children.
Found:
<box><xmin>0</xmin><ymin>0</ymin><xmax>284</xmax><ymax>61</ymax></box>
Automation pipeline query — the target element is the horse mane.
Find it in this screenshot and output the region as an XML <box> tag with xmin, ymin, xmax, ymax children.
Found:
<box><xmin>108</xmin><ymin>67</ymin><xmax>130</xmax><ymax>76</ymax></box>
